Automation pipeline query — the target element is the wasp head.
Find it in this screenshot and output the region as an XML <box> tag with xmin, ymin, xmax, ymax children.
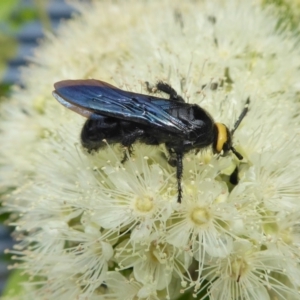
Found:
<box><xmin>213</xmin><ymin>98</ymin><xmax>250</xmax><ymax>160</ymax></box>
<box><xmin>213</xmin><ymin>122</ymin><xmax>243</xmax><ymax>160</ymax></box>
<box><xmin>213</xmin><ymin>123</ymin><xmax>242</xmax><ymax>159</ymax></box>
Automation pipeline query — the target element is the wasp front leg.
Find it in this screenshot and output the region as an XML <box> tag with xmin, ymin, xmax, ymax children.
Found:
<box><xmin>145</xmin><ymin>81</ymin><xmax>185</xmax><ymax>103</ymax></box>
<box><xmin>156</xmin><ymin>82</ymin><xmax>185</xmax><ymax>103</ymax></box>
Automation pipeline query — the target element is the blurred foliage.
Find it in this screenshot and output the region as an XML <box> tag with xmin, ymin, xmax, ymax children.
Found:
<box><xmin>263</xmin><ymin>0</ymin><xmax>300</xmax><ymax>33</ymax></box>
<box><xmin>1</xmin><ymin>2</ymin><xmax>38</xmax><ymax>30</ymax></box>
<box><xmin>0</xmin><ymin>0</ymin><xmax>50</xmax><ymax>97</ymax></box>
<box><xmin>2</xmin><ymin>270</ymin><xmax>29</xmax><ymax>297</ymax></box>
<box><xmin>0</xmin><ymin>1</ymin><xmax>19</xmax><ymax>90</ymax></box>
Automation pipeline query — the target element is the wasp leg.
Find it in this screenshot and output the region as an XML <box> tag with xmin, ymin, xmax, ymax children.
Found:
<box><xmin>121</xmin><ymin>147</ymin><xmax>132</xmax><ymax>164</ymax></box>
<box><xmin>166</xmin><ymin>147</ymin><xmax>183</xmax><ymax>203</ymax></box>
<box><xmin>81</xmin><ymin>114</ymin><xmax>119</xmax><ymax>152</ymax></box>
<box><xmin>121</xmin><ymin>128</ymin><xmax>145</xmax><ymax>163</ymax></box>
<box><xmin>145</xmin><ymin>81</ymin><xmax>185</xmax><ymax>103</ymax></box>
<box><xmin>229</xmin><ymin>166</ymin><xmax>239</xmax><ymax>185</ymax></box>
<box><xmin>156</xmin><ymin>82</ymin><xmax>185</xmax><ymax>103</ymax></box>
<box><xmin>166</xmin><ymin>146</ymin><xmax>177</xmax><ymax>166</ymax></box>
<box><xmin>175</xmin><ymin>152</ymin><xmax>183</xmax><ymax>203</ymax></box>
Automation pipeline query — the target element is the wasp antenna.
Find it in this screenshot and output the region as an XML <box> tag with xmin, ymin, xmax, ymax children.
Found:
<box><xmin>231</xmin><ymin>97</ymin><xmax>250</xmax><ymax>135</ymax></box>
<box><xmin>231</xmin><ymin>147</ymin><xmax>243</xmax><ymax>160</ymax></box>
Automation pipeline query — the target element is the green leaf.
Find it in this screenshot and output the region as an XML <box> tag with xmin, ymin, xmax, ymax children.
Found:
<box><xmin>0</xmin><ymin>0</ymin><xmax>19</xmax><ymax>21</ymax></box>
<box><xmin>2</xmin><ymin>269</ymin><xmax>29</xmax><ymax>297</ymax></box>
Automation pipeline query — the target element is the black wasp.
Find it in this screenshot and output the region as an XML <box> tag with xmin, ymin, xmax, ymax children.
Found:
<box><xmin>52</xmin><ymin>79</ymin><xmax>249</xmax><ymax>203</ymax></box>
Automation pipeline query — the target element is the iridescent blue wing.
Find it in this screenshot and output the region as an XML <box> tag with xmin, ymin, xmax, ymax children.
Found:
<box><xmin>53</xmin><ymin>79</ymin><xmax>189</xmax><ymax>135</ymax></box>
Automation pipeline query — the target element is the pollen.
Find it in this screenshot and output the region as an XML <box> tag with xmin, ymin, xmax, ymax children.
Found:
<box><xmin>134</xmin><ymin>195</ymin><xmax>154</xmax><ymax>213</ymax></box>
<box><xmin>190</xmin><ymin>207</ymin><xmax>211</xmax><ymax>226</ymax></box>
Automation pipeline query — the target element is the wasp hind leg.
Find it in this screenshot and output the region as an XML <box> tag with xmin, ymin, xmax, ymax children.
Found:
<box><xmin>175</xmin><ymin>152</ymin><xmax>183</xmax><ymax>203</ymax></box>
<box><xmin>166</xmin><ymin>147</ymin><xmax>183</xmax><ymax>203</ymax></box>
<box><xmin>121</xmin><ymin>128</ymin><xmax>145</xmax><ymax>163</ymax></box>
<box><xmin>81</xmin><ymin>114</ymin><xmax>119</xmax><ymax>152</ymax></box>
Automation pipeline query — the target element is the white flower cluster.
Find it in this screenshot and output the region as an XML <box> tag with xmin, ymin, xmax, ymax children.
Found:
<box><xmin>1</xmin><ymin>0</ymin><xmax>300</xmax><ymax>299</ymax></box>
